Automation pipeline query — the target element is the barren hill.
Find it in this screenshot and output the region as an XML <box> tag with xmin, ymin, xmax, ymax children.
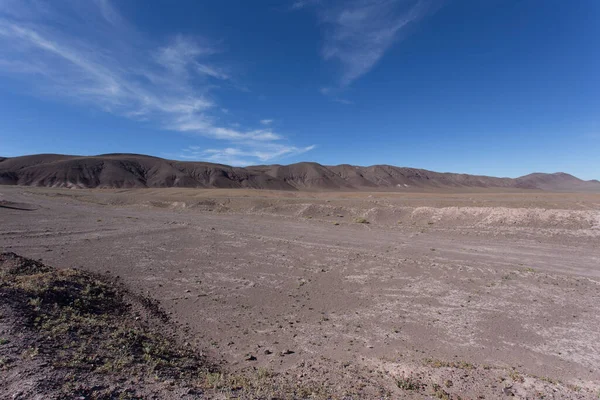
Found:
<box><xmin>1</xmin><ymin>153</ymin><xmax>599</xmax><ymax>192</ymax></box>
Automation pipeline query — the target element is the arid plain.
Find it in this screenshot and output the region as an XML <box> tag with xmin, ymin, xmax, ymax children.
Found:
<box><xmin>1</xmin><ymin>186</ymin><xmax>600</xmax><ymax>399</ymax></box>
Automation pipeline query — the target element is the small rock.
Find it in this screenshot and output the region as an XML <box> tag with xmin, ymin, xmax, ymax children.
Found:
<box><xmin>280</xmin><ymin>349</ymin><xmax>295</xmax><ymax>356</ymax></box>
<box><xmin>264</xmin><ymin>349</ymin><xmax>273</xmax><ymax>355</ymax></box>
<box><xmin>245</xmin><ymin>354</ymin><xmax>257</xmax><ymax>361</ymax></box>
<box><xmin>502</xmin><ymin>386</ymin><xmax>514</xmax><ymax>396</ymax></box>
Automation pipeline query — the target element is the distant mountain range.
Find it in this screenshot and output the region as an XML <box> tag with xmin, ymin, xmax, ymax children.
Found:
<box><xmin>1</xmin><ymin>154</ymin><xmax>599</xmax><ymax>192</ymax></box>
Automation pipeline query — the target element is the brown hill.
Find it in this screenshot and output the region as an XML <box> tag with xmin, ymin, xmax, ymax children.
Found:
<box><xmin>1</xmin><ymin>153</ymin><xmax>599</xmax><ymax>192</ymax></box>
<box><xmin>515</xmin><ymin>172</ymin><xmax>600</xmax><ymax>192</ymax></box>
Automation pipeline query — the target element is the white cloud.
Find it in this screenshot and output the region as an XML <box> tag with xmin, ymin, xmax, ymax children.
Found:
<box><xmin>179</xmin><ymin>143</ymin><xmax>316</xmax><ymax>166</ymax></box>
<box><xmin>310</xmin><ymin>0</ymin><xmax>441</xmax><ymax>86</ymax></box>
<box><xmin>260</xmin><ymin>119</ymin><xmax>274</xmax><ymax>125</ymax></box>
<box><xmin>196</xmin><ymin>63</ymin><xmax>229</xmax><ymax>80</ymax></box>
<box><xmin>291</xmin><ymin>1</ymin><xmax>307</xmax><ymax>10</ymax></box>
<box><xmin>0</xmin><ymin>18</ymin><xmax>216</xmax><ymax>128</ymax></box>
<box><xmin>93</xmin><ymin>0</ymin><xmax>123</xmax><ymax>26</ymax></box>
<box><xmin>290</xmin><ymin>0</ymin><xmax>321</xmax><ymax>11</ymax></box>
<box><xmin>0</xmin><ymin>0</ymin><xmax>312</xmax><ymax>165</ymax></box>
<box><xmin>318</xmin><ymin>86</ymin><xmax>352</xmax><ymax>104</ymax></box>
<box><xmin>155</xmin><ymin>34</ymin><xmax>221</xmax><ymax>78</ymax></box>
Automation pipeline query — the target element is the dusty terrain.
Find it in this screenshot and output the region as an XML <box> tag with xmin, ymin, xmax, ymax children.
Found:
<box><xmin>1</xmin><ymin>186</ymin><xmax>600</xmax><ymax>399</ymax></box>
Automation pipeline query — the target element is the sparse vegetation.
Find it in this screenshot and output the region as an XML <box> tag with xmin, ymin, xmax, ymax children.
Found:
<box><xmin>538</xmin><ymin>375</ymin><xmax>560</xmax><ymax>385</ymax></box>
<box><xmin>396</xmin><ymin>374</ymin><xmax>423</xmax><ymax>391</ymax></box>
<box><xmin>354</xmin><ymin>217</ymin><xmax>369</xmax><ymax>224</ymax></box>
<box><xmin>1</xmin><ymin>253</ymin><xmax>207</xmax><ymax>381</ymax></box>
<box><xmin>22</xmin><ymin>346</ymin><xmax>39</xmax><ymax>359</ymax></box>
<box><xmin>567</xmin><ymin>384</ymin><xmax>582</xmax><ymax>392</ymax></box>
<box><xmin>509</xmin><ymin>369</ymin><xmax>525</xmax><ymax>383</ymax></box>
<box><xmin>424</xmin><ymin>358</ymin><xmax>475</xmax><ymax>370</ymax></box>
<box><xmin>432</xmin><ymin>383</ymin><xmax>451</xmax><ymax>399</ymax></box>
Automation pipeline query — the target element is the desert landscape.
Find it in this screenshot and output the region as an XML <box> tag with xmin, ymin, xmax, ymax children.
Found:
<box><xmin>2</xmin><ymin>0</ymin><xmax>598</xmax><ymax>397</ymax></box>
<box><xmin>1</xmin><ymin>161</ymin><xmax>600</xmax><ymax>398</ymax></box>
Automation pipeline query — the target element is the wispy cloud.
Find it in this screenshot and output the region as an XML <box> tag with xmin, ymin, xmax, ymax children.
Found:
<box><xmin>196</xmin><ymin>63</ymin><xmax>230</xmax><ymax>80</ymax></box>
<box><xmin>0</xmin><ymin>0</ymin><xmax>314</xmax><ymax>164</ymax></box>
<box><xmin>92</xmin><ymin>0</ymin><xmax>123</xmax><ymax>26</ymax></box>
<box><xmin>291</xmin><ymin>1</ymin><xmax>307</xmax><ymax>10</ymax></box>
<box><xmin>154</xmin><ymin>34</ymin><xmax>224</xmax><ymax>79</ymax></box>
<box><xmin>319</xmin><ymin>86</ymin><xmax>353</xmax><ymax>104</ymax></box>
<box><xmin>260</xmin><ymin>119</ymin><xmax>274</xmax><ymax>125</ymax></box>
<box><xmin>302</xmin><ymin>0</ymin><xmax>442</xmax><ymax>87</ymax></box>
<box><xmin>290</xmin><ymin>0</ymin><xmax>323</xmax><ymax>11</ymax></box>
<box><xmin>181</xmin><ymin>144</ymin><xmax>316</xmax><ymax>166</ymax></box>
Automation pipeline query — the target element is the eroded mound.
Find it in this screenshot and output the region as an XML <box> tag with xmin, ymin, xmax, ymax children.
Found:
<box><xmin>0</xmin><ymin>253</ymin><xmax>338</xmax><ymax>399</ymax></box>
<box><xmin>0</xmin><ymin>252</ymin><xmax>213</xmax><ymax>398</ymax></box>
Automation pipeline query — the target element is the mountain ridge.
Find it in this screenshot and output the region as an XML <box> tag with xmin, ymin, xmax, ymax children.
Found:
<box><xmin>1</xmin><ymin>153</ymin><xmax>599</xmax><ymax>192</ymax></box>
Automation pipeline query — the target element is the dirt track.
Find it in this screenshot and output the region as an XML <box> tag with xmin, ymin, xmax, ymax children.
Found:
<box><xmin>1</xmin><ymin>186</ymin><xmax>599</xmax><ymax>398</ymax></box>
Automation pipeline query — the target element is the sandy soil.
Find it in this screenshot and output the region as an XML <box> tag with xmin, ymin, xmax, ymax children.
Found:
<box><xmin>1</xmin><ymin>186</ymin><xmax>600</xmax><ymax>399</ymax></box>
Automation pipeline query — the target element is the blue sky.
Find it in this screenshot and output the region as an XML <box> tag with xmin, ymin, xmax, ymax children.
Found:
<box><xmin>0</xmin><ymin>0</ymin><xmax>598</xmax><ymax>179</ymax></box>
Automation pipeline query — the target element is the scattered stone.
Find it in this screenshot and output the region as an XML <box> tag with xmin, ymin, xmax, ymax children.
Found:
<box><xmin>502</xmin><ymin>386</ymin><xmax>514</xmax><ymax>396</ymax></box>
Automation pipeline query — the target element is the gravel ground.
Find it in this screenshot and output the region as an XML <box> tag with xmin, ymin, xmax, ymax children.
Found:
<box><xmin>1</xmin><ymin>186</ymin><xmax>599</xmax><ymax>399</ymax></box>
